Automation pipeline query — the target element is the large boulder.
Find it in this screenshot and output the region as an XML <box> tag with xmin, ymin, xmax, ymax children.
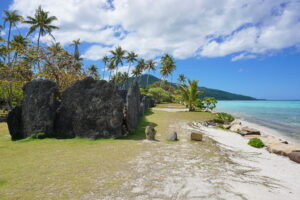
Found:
<box><xmin>229</xmin><ymin>120</ymin><xmax>243</xmax><ymax>132</ymax></box>
<box><xmin>55</xmin><ymin>77</ymin><xmax>125</xmax><ymax>139</ymax></box>
<box><xmin>22</xmin><ymin>80</ymin><xmax>58</xmax><ymax>138</ymax></box>
<box><xmin>126</xmin><ymin>81</ymin><xmax>140</xmax><ymax>131</ymax></box>
<box><xmin>7</xmin><ymin>106</ymin><xmax>23</xmax><ymax>140</ymax></box>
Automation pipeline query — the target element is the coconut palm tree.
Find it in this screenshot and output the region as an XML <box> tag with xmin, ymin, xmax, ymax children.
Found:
<box><xmin>126</xmin><ymin>51</ymin><xmax>138</xmax><ymax>76</ymax></box>
<box><xmin>88</xmin><ymin>64</ymin><xmax>99</xmax><ymax>80</ymax></box>
<box><xmin>178</xmin><ymin>80</ymin><xmax>202</xmax><ymax>111</ymax></box>
<box><xmin>145</xmin><ymin>59</ymin><xmax>156</xmax><ymax>87</ymax></box>
<box><xmin>132</xmin><ymin>63</ymin><xmax>143</xmax><ymax>83</ymax></box>
<box><xmin>109</xmin><ymin>46</ymin><xmax>126</xmax><ymax>75</ymax></box>
<box><xmin>70</xmin><ymin>39</ymin><xmax>81</xmax><ymax>61</ymax></box>
<box><xmin>160</xmin><ymin>54</ymin><xmax>176</xmax><ymax>89</ymax></box>
<box><xmin>11</xmin><ymin>34</ymin><xmax>28</xmax><ymax>63</ymax></box>
<box><xmin>107</xmin><ymin>59</ymin><xmax>115</xmax><ymax>81</ymax></box>
<box><xmin>102</xmin><ymin>55</ymin><xmax>109</xmax><ymax>80</ymax></box>
<box><xmin>24</xmin><ymin>6</ymin><xmax>58</xmax><ymax>67</ymax></box>
<box><xmin>178</xmin><ymin>74</ymin><xmax>186</xmax><ymax>84</ymax></box>
<box><xmin>3</xmin><ymin>10</ymin><xmax>23</xmax><ymax>64</ymax></box>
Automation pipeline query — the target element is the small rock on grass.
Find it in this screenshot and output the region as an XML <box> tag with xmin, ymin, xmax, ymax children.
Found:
<box><xmin>191</xmin><ymin>132</ymin><xmax>203</xmax><ymax>141</ymax></box>
<box><xmin>145</xmin><ymin>125</ymin><xmax>156</xmax><ymax>140</ymax></box>
<box><xmin>168</xmin><ymin>132</ymin><xmax>178</xmax><ymax>141</ymax></box>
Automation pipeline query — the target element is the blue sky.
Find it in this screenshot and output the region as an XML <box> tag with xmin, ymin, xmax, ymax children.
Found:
<box><xmin>1</xmin><ymin>0</ymin><xmax>300</xmax><ymax>100</ymax></box>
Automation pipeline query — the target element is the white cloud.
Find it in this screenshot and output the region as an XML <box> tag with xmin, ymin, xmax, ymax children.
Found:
<box><xmin>82</xmin><ymin>45</ymin><xmax>111</xmax><ymax>60</ymax></box>
<box><xmin>231</xmin><ymin>53</ymin><xmax>257</xmax><ymax>62</ymax></box>
<box><xmin>10</xmin><ymin>0</ymin><xmax>300</xmax><ymax>61</ymax></box>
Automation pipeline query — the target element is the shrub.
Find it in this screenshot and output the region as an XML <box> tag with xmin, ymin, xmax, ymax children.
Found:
<box><xmin>248</xmin><ymin>138</ymin><xmax>264</xmax><ymax>148</ymax></box>
<box><xmin>30</xmin><ymin>132</ymin><xmax>47</xmax><ymax>139</ymax></box>
<box><xmin>214</xmin><ymin>112</ymin><xmax>235</xmax><ymax>124</ymax></box>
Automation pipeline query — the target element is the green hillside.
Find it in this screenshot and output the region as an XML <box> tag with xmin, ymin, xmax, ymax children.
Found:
<box><xmin>126</xmin><ymin>74</ymin><xmax>256</xmax><ymax>100</ymax></box>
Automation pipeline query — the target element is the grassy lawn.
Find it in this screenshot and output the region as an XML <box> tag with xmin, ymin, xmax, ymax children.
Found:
<box><xmin>0</xmin><ymin>104</ymin><xmax>215</xmax><ymax>199</ymax></box>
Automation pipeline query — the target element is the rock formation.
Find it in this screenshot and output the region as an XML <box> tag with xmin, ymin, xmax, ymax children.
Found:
<box><xmin>126</xmin><ymin>81</ymin><xmax>140</xmax><ymax>132</ymax></box>
<box><xmin>55</xmin><ymin>77</ymin><xmax>124</xmax><ymax>139</ymax></box>
<box><xmin>6</xmin><ymin>106</ymin><xmax>23</xmax><ymax>140</ymax></box>
<box><xmin>22</xmin><ymin>80</ymin><xmax>58</xmax><ymax>138</ymax></box>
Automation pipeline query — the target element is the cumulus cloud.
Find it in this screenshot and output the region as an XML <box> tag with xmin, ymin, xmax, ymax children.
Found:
<box><xmin>10</xmin><ymin>0</ymin><xmax>300</xmax><ymax>61</ymax></box>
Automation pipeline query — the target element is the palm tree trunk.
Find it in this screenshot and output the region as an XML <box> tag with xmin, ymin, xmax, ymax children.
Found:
<box><xmin>7</xmin><ymin>23</ymin><xmax>12</xmax><ymax>64</ymax></box>
<box><xmin>37</xmin><ymin>28</ymin><xmax>41</xmax><ymax>70</ymax></box>
<box><xmin>102</xmin><ymin>65</ymin><xmax>106</xmax><ymax>80</ymax></box>
<box><xmin>147</xmin><ymin>70</ymin><xmax>150</xmax><ymax>87</ymax></box>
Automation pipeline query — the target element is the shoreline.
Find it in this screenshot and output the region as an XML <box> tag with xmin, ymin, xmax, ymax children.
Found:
<box><xmin>214</xmin><ymin>107</ymin><xmax>300</xmax><ymax>146</ymax></box>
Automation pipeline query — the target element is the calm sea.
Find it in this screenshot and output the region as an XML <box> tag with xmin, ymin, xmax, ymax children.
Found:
<box><xmin>216</xmin><ymin>100</ymin><xmax>300</xmax><ymax>143</ymax></box>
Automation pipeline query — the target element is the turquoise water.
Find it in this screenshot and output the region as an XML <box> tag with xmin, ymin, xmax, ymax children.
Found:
<box><xmin>216</xmin><ymin>101</ymin><xmax>300</xmax><ymax>142</ymax></box>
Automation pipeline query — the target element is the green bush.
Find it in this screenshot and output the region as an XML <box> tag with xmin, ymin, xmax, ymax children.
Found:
<box><xmin>248</xmin><ymin>138</ymin><xmax>264</xmax><ymax>148</ymax></box>
<box><xmin>30</xmin><ymin>132</ymin><xmax>47</xmax><ymax>139</ymax></box>
<box><xmin>214</xmin><ymin>112</ymin><xmax>235</xmax><ymax>124</ymax></box>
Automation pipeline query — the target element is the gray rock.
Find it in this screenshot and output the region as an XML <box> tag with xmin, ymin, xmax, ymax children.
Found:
<box><xmin>126</xmin><ymin>81</ymin><xmax>140</xmax><ymax>131</ymax></box>
<box><xmin>238</xmin><ymin>127</ymin><xmax>261</xmax><ymax>136</ymax></box>
<box><xmin>22</xmin><ymin>80</ymin><xmax>58</xmax><ymax>138</ymax></box>
<box><xmin>7</xmin><ymin>106</ymin><xmax>23</xmax><ymax>140</ymax></box>
<box><xmin>55</xmin><ymin>77</ymin><xmax>124</xmax><ymax>139</ymax></box>
<box><xmin>168</xmin><ymin>132</ymin><xmax>178</xmax><ymax>141</ymax></box>
<box><xmin>145</xmin><ymin>125</ymin><xmax>156</xmax><ymax>140</ymax></box>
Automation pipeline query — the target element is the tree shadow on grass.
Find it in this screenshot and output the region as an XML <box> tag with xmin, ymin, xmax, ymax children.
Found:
<box><xmin>121</xmin><ymin>109</ymin><xmax>157</xmax><ymax>141</ymax></box>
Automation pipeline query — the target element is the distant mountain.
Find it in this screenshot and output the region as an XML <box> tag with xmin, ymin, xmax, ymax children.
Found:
<box><xmin>125</xmin><ymin>74</ymin><xmax>256</xmax><ymax>100</ymax></box>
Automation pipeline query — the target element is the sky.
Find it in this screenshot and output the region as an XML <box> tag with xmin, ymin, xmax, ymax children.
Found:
<box><xmin>1</xmin><ymin>0</ymin><xmax>300</xmax><ymax>100</ymax></box>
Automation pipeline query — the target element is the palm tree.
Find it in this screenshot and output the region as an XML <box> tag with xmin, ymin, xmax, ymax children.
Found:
<box><xmin>145</xmin><ymin>59</ymin><xmax>156</xmax><ymax>87</ymax></box>
<box><xmin>136</xmin><ymin>59</ymin><xmax>146</xmax><ymax>84</ymax></box>
<box><xmin>178</xmin><ymin>74</ymin><xmax>186</xmax><ymax>84</ymax></box>
<box><xmin>109</xmin><ymin>46</ymin><xmax>126</xmax><ymax>75</ymax></box>
<box><xmin>11</xmin><ymin>34</ymin><xmax>28</xmax><ymax>62</ymax></box>
<box><xmin>160</xmin><ymin>54</ymin><xmax>176</xmax><ymax>89</ymax></box>
<box><xmin>178</xmin><ymin>80</ymin><xmax>202</xmax><ymax>111</ymax></box>
<box><xmin>108</xmin><ymin>59</ymin><xmax>115</xmax><ymax>81</ymax></box>
<box><xmin>126</xmin><ymin>51</ymin><xmax>138</xmax><ymax>76</ymax></box>
<box><xmin>70</xmin><ymin>39</ymin><xmax>81</xmax><ymax>61</ymax></box>
<box><xmin>88</xmin><ymin>64</ymin><xmax>99</xmax><ymax>80</ymax></box>
<box><xmin>132</xmin><ymin>64</ymin><xmax>143</xmax><ymax>83</ymax></box>
<box><xmin>24</xmin><ymin>6</ymin><xmax>58</xmax><ymax>67</ymax></box>
<box><xmin>3</xmin><ymin>10</ymin><xmax>23</xmax><ymax>64</ymax></box>
<box><xmin>102</xmin><ymin>55</ymin><xmax>109</xmax><ymax>80</ymax></box>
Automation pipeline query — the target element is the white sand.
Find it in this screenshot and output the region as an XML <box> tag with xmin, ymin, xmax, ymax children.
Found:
<box><xmin>188</xmin><ymin>122</ymin><xmax>300</xmax><ymax>200</ymax></box>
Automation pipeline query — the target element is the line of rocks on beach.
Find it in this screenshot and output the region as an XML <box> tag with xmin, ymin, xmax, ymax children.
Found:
<box><xmin>200</xmin><ymin>120</ymin><xmax>300</xmax><ymax>164</ymax></box>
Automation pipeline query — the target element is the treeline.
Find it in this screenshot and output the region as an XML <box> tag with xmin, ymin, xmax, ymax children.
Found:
<box><xmin>0</xmin><ymin>6</ymin><xmax>178</xmax><ymax>110</ymax></box>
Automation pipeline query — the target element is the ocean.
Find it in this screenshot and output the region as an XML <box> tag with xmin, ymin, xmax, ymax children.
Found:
<box><xmin>216</xmin><ymin>100</ymin><xmax>300</xmax><ymax>143</ymax></box>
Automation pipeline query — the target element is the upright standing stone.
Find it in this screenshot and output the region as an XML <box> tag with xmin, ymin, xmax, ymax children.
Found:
<box><xmin>22</xmin><ymin>80</ymin><xmax>58</xmax><ymax>138</ymax></box>
<box><xmin>7</xmin><ymin>106</ymin><xmax>23</xmax><ymax>140</ymax></box>
<box><xmin>126</xmin><ymin>81</ymin><xmax>140</xmax><ymax>131</ymax></box>
<box><xmin>55</xmin><ymin>77</ymin><xmax>124</xmax><ymax>139</ymax></box>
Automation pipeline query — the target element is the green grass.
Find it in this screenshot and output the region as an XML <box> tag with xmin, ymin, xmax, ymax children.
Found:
<box><xmin>0</xmin><ymin>104</ymin><xmax>215</xmax><ymax>199</ymax></box>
